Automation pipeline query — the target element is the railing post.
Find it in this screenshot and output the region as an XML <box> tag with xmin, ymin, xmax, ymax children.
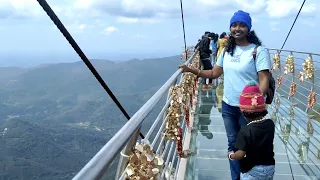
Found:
<box><xmin>115</xmin><ymin>128</ymin><xmax>140</xmax><ymax>179</ymax></box>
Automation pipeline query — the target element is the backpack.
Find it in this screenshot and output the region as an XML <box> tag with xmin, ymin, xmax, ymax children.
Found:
<box><xmin>223</xmin><ymin>46</ymin><xmax>275</xmax><ymax>104</ymax></box>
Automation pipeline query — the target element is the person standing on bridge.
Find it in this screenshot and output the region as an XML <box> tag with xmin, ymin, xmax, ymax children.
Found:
<box><xmin>195</xmin><ymin>31</ymin><xmax>210</xmax><ymax>50</ymax></box>
<box><xmin>216</xmin><ymin>32</ymin><xmax>228</xmax><ymax>59</ymax></box>
<box><xmin>198</xmin><ymin>32</ymin><xmax>215</xmax><ymax>89</ymax></box>
<box><xmin>179</xmin><ymin>10</ymin><xmax>271</xmax><ymax>180</ymax></box>
<box><xmin>210</xmin><ymin>33</ymin><xmax>219</xmax><ymax>61</ymax></box>
<box><xmin>228</xmin><ymin>81</ymin><xmax>275</xmax><ymax>179</ymax></box>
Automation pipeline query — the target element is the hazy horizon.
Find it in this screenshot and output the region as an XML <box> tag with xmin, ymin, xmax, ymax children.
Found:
<box><xmin>0</xmin><ymin>51</ymin><xmax>181</xmax><ymax>68</ymax></box>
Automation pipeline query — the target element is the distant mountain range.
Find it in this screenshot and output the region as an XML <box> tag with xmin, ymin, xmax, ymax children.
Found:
<box><xmin>0</xmin><ymin>52</ymin><xmax>178</xmax><ymax>67</ymax></box>
<box><xmin>0</xmin><ymin>55</ymin><xmax>182</xmax><ymax>179</ymax></box>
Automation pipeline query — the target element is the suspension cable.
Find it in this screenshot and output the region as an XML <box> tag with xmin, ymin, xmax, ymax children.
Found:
<box><xmin>279</xmin><ymin>0</ymin><xmax>306</xmax><ymax>52</ymax></box>
<box><xmin>36</xmin><ymin>0</ymin><xmax>144</xmax><ymax>138</ymax></box>
<box><xmin>179</xmin><ymin>0</ymin><xmax>188</xmax><ymax>60</ymax></box>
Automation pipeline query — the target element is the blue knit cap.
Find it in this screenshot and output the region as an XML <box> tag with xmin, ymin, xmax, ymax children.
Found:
<box><xmin>230</xmin><ymin>10</ymin><xmax>252</xmax><ymax>31</ymax></box>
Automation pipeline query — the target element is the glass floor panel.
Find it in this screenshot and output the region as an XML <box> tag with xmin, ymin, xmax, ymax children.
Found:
<box><xmin>186</xmin><ymin>82</ymin><xmax>320</xmax><ymax>180</ymax></box>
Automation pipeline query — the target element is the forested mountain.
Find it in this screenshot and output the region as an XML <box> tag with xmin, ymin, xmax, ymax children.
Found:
<box><xmin>0</xmin><ymin>56</ymin><xmax>182</xmax><ymax>179</ymax></box>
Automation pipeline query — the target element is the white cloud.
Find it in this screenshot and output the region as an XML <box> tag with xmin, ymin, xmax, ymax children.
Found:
<box><xmin>71</xmin><ymin>0</ymin><xmax>180</xmax><ymax>24</ymax></box>
<box><xmin>266</xmin><ymin>0</ymin><xmax>317</xmax><ymax>18</ymax></box>
<box><xmin>68</xmin><ymin>0</ymin><xmax>319</xmax><ymax>24</ymax></box>
<box><xmin>116</xmin><ymin>16</ymin><xmax>159</xmax><ymax>24</ymax></box>
<box><xmin>72</xmin><ymin>0</ymin><xmax>93</xmax><ymax>9</ymax></box>
<box><xmin>55</xmin><ymin>23</ymin><xmax>91</xmax><ymax>34</ymax></box>
<box><xmin>0</xmin><ymin>0</ymin><xmax>96</xmax><ymax>20</ymax></box>
<box><xmin>237</xmin><ymin>0</ymin><xmax>267</xmax><ymax>13</ymax></box>
<box><xmin>199</xmin><ymin>0</ymin><xmax>266</xmax><ymax>13</ymax></box>
<box><xmin>103</xmin><ymin>26</ymin><xmax>118</xmax><ymax>35</ymax></box>
<box><xmin>0</xmin><ymin>0</ymin><xmax>318</xmax><ymax>23</ymax></box>
<box><xmin>197</xmin><ymin>0</ymin><xmax>234</xmax><ymax>7</ymax></box>
<box><xmin>0</xmin><ymin>0</ymin><xmax>42</xmax><ymax>19</ymax></box>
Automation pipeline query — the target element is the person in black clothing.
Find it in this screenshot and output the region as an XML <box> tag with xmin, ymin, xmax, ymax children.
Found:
<box><xmin>228</xmin><ymin>81</ymin><xmax>275</xmax><ymax>180</ymax></box>
<box><xmin>194</xmin><ymin>39</ymin><xmax>201</xmax><ymax>50</ymax></box>
<box><xmin>199</xmin><ymin>32</ymin><xmax>214</xmax><ymax>89</ymax></box>
<box><xmin>204</xmin><ymin>31</ymin><xmax>210</xmax><ymax>37</ymax></box>
<box><xmin>195</xmin><ymin>31</ymin><xmax>210</xmax><ymax>50</ymax></box>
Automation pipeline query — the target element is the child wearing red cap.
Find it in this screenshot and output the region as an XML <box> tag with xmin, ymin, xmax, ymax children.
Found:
<box><xmin>228</xmin><ymin>81</ymin><xmax>275</xmax><ymax>179</ymax></box>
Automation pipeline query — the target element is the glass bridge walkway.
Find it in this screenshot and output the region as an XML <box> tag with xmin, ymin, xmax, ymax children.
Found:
<box><xmin>72</xmin><ymin>48</ymin><xmax>320</xmax><ymax>180</ymax></box>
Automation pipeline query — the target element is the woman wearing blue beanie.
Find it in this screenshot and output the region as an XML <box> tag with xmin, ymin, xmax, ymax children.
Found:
<box><xmin>180</xmin><ymin>10</ymin><xmax>272</xmax><ymax>180</ymax></box>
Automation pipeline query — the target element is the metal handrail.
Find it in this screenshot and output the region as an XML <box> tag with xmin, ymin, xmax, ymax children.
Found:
<box><xmin>268</xmin><ymin>48</ymin><xmax>320</xmax><ymax>56</ymax></box>
<box><xmin>268</xmin><ymin>48</ymin><xmax>319</xmax><ymax>113</ymax></box>
<box><xmin>267</xmin><ymin>48</ymin><xmax>320</xmax><ymax>179</ymax></box>
<box><xmin>72</xmin><ymin>49</ymin><xmax>198</xmax><ymax>180</ymax></box>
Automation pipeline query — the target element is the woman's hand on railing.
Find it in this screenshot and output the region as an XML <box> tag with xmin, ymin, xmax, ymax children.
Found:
<box><xmin>179</xmin><ymin>64</ymin><xmax>192</xmax><ymax>73</ymax></box>
<box><xmin>179</xmin><ymin>64</ymin><xmax>202</xmax><ymax>77</ymax></box>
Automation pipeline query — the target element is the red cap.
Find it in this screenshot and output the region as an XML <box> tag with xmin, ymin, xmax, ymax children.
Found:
<box><xmin>239</xmin><ymin>81</ymin><xmax>265</xmax><ymax>113</ymax></box>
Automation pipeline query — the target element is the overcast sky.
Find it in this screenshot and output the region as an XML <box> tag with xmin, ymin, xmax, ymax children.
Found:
<box><xmin>0</xmin><ymin>0</ymin><xmax>319</xmax><ymax>66</ymax></box>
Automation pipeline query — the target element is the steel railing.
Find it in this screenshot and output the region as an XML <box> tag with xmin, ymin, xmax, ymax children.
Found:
<box><xmin>267</xmin><ymin>48</ymin><xmax>320</xmax><ymax>179</ymax></box>
<box><xmin>73</xmin><ymin>47</ymin><xmax>320</xmax><ymax>180</ymax></box>
<box><xmin>73</xmin><ymin>47</ymin><xmax>199</xmax><ymax>180</ymax></box>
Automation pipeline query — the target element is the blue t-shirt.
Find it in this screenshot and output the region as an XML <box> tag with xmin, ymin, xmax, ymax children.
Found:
<box><xmin>211</xmin><ymin>41</ymin><xmax>218</xmax><ymax>53</ymax></box>
<box><xmin>216</xmin><ymin>44</ymin><xmax>271</xmax><ymax>107</ymax></box>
